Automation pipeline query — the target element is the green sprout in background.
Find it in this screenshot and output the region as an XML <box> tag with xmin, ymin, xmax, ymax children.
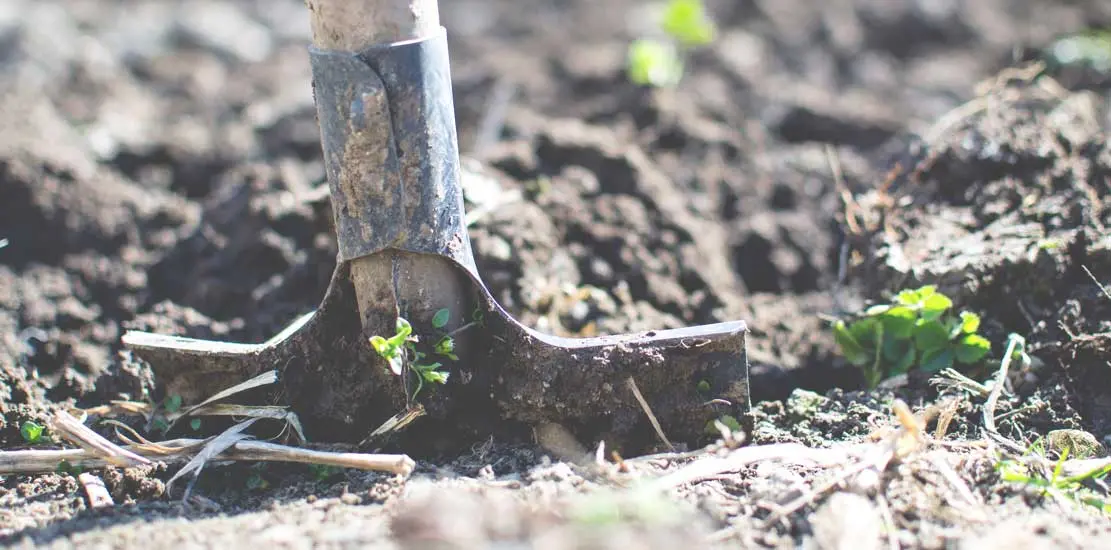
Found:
<box><xmin>627</xmin><ymin>0</ymin><xmax>716</xmax><ymax>87</ymax></box>
<box><xmin>832</xmin><ymin>285</ymin><xmax>992</xmax><ymax>388</ymax></box>
<box><xmin>1043</xmin><ymin>29</ymin><xmax>1111</xmax><ymax>75</ymax></box>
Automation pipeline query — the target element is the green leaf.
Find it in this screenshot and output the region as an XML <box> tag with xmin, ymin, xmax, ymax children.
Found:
<box><xmin>246</xmin><ymin>473</ymin><xmax>269</xmax><ymax>490</ymax></box>
<box><xmin>920</xmin><ymin>293</ymin><xmax>953</xmax><ymax>321</ymax></box>
<box><xmin>864</xmin><ymin>304</ymin><xmax>892</xmax><ymax>316</ymax></box>
<box><xmin>848</xmin><ymin>317</ymin><xmax>881</xmax><ymax>346</ymax></box>
<box><xmin>369</xmin><ymin>335</ymin><xmax>395</xmax><ymax>358</ymax></box>
<box><xmin>387</xmin><ymin>355</ymin><xmax>404</xmax><ymax>376</ymax></box>
<box><xmin>164</xmin><ymin>394</ymin><xmax>183</xmax><ymax>414</ymax></box>
<box><xmin>893</xmin><ymin>288</ymin><xmax>919</xmax><ymax>306</ymax></box>
<box><xmin>434</xmin><ymin>336</ymin><xmax>458</xmax><ymax>361</ymax></box>
<box><xmin>920</xmin><ymin>348</ymin><xmax>954</xmax><ymax>373</ymax></box>
<box><xmin>388</xmin><ymin>318</ymin><xmax>413</xmax><ymax>347</ymax></box>
<box><xmin>914</xmin><ymin>320</ymin><xmax>951</xmax><ymax>351</ymax></box>
<box><xmin>895</xmin><ymin>285</ymin><xmax>934</xmax><ymax>306</ymax></box>
<box><xmin>190</xmin><ymin>418</ymin><xmax>202</xmax><ymax>431</ymax></box>
<box><xmin>833</xmin><ymin>320</ymin><xmax>870</xmax><ymax>366</ymax></box>
<box><xmin>891</xmin><ymin>346</ymin><xmax>917</xmax><ymax>375</ymax></box>
<box><xmin>422</xmin><ymin>369</ymin><xmax>450</xmax><ymax>385</ymax></box>
<box><xmin>879</xmin><ymin>306</ymin><xmax>917</xmax><ymax>339</ymax></box>
<box><xmin>432</xmin><ymin>308</ymin><xmax>451</xmax><ymax>329</ymax></box>
<box><xmin>955</xmin><ymin>334</ymin><xmax>991</xmax><ymax>364</ymax></box>
<box><xmin>660</xmin><ymin>0</ymin><xmax>716</xmax><ymax>46</ymax></box>
<box><xmin>627</xmin><ymin>38</ymin><xmax>684</xmax><ymax>87</ymax></box>
<box><xmin>959</xmin><ymin>311</ymin><xmax>981</xmax><ymax>334</ymax></box>
<box><xmin>20</xmin><ymin>421</ymin><xmax>43</xmax><ymax>443</ymax></box>
<box><xmin>881</xmin><ymin>334</ymin><xmax>910</xmax><ymax>362</ymax></box>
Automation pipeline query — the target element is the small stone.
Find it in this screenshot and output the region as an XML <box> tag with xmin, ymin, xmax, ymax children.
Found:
<box><xmin>810</xmin><ymin>492</ymin><xmax>883</xmax><ymax>550</ymax></box>
<box><xmin>1046</xmin><ymin>429</ymin><xmax>1104</xmax><ymax>459</ymax></box>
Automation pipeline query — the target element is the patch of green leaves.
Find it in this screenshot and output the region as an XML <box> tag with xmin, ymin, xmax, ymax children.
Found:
<box><xmin>832</xmin><ymin>285</ymin><xmax>992</xmax><ymax>387</ymax></box>
<box><xmin>20</xmin><ymin>421</ymin><xmax>44</xmax><ymax>444</ymax></box>
<box><xmin>626</xmin><ymin>0</ymin><xmax>716</xmax><ymax>87</ymax></box>
<box><xmin>369</xmin><ymin>314</ymin><xmax>458</xmax><ymax>400</ymax></box>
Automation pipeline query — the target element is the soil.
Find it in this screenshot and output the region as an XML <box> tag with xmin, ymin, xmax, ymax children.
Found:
<box><xmin>3</xmin><ymin>0</ymin><xmax>1111</xmax><ymax>548</ymax></box>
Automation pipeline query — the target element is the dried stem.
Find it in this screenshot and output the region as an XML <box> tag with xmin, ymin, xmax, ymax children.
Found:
<box><xmin>0</xmin><ymin>438</ymin><xmax>415</xmax><ymax>477</ymax></box>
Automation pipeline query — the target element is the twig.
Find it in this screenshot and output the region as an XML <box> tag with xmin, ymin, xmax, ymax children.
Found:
<box><xmin>647</xmin><ymin>443</ymin><xmax>858</xmax><ymax>492</ymax></box>
<box><xmin>927</xmin><ymin>452</ymin><xmax>982</xmax><ymax>509</ymax></box>
<box><xmin>169</xmin><ymin>370</ymin><xmax>278</xmax><ymax>430</ymax></box>
<box><xmin>876</xmin><ymin>495</ymin><xmax>899</xmax><ymax>550</ymax></box>
<box><xmin>0</xmin><ymin>437</ymin><xmax>415</xmax><ymax>476</ymax></box>
<box><xmin>626</xmin><ymin>377</ymin><xmax>674</xmax><ymax>451</ymax></box>
<box><xmin>49</xmin><ymin>410</ymin><xmax>151</xmax><ymax>468</ymax></box>
<box><xmin>78</xmin><ymin>472</ymin><xmax>114</xmax><ymax>509</ymax></box>
<box><xmin>760</xmin><ymin>457</ymin><xmax>880</xmax><ymax>529</ymax></box>
<box><xmin>982</xmin><ymin>334</ymin><xmax>1028</xmax><ymax>454</ymax></box>
<box><xmin>1082</xmin><ymin>265</ymin><xmax>1111</xmax><ymax>302</ymax></box>
<box><xmin>360</xmin><ymin>404</ymin><xmax>426</xmax><ymax>446</ymax></box>
<box><xmin>168</xmin><ymin>418</ymin><xmax>261</xmax><ymax>500</ymax></box>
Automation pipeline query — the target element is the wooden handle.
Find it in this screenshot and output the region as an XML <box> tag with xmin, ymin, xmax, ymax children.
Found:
<box><xmin>305</xmin><ymin>0</ymin><xmax>440</xmax><ymax>50</ymax></box>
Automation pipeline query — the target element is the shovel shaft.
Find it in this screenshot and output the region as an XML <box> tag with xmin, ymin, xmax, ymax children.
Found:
<box><xmin>306</xmin><ymin>0</ymin><xmax>440</xmax><ymax>48</ymax></box>
<box><xmin>306</xmin><ymin>0</ymin><xmax>473</xmax><ymax>356</ymax></box>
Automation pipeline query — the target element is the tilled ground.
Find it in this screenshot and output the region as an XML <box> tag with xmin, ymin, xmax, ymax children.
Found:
<box><xmin>3</xmin><ymin>0</ymin><xmax>1111</xmax><ymax>548</ymax></box>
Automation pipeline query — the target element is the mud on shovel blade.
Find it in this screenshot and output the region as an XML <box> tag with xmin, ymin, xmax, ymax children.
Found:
<box><xmin>121</xmin><ymin>0</ymin><xmax>749</xmax><ymax>451</ymax></box>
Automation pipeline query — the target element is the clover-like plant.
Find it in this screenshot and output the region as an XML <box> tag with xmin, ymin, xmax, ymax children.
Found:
<box><xmin>369</xmin><ymin>312</ymin><xmax>455</xmax><ymax>400</ymax></box>
<box><xmin>832</xmin><ymin>285</ymin><xmax>991</xmax><ymax>387</ymax></box>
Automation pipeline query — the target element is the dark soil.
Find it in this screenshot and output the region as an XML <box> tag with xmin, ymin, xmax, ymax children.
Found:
<box><xmin>3</xmin><ymin>0</ymin><xmax>1111</xmax><ymax>547</ymax></box>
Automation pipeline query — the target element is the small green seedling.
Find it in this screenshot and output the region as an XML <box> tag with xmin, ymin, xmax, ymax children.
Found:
<box><xmin>1044</xmin><ymin>29</ymin><xmax>1111</xmax><ymax>74</ymax></box>
<box><xmin>163</xmin><ymin>394</ymin><xmax>183</xmax><ymax>414</ymax></box>
<box><xmin>190</xmin><ymin>418</ymin><xmax>202</xmax><ymax>431</ymax></box>
<box><xmin>20</xmin><ymin>421</ymin><xmax>44</xmax><ymax>444</ymax></box>
<box><xmin>309</xmin><ymin>464</ymin><xmax>343</xmax><ymax>482</ymax></box>
<box><xmin>705</xmin><ymin>414</ymin><xmax>742</xmax><ymax>436</ymax></box>
<box><xmin>659</xmin><ymin>0</ymin><xmax>716</xmax><ymax>46</ymax></box>
<box><xmin>998</xmin><ymin>444</ymin><xmax>1111</xmax><ymax>515</ymax></box>
<box><xmin>627</xmin><ymin>39</ymin><xmax>684</xmax><ymax>88</ymax></box>
<box><xmin>832</xmin><ymin>285</ymin><xmax>992</xmax><ymax>387</ymax></box>
<box><xmin>246</xmin><ymin>472</ymin><xmax>270</xmax><ymax>490</ymax></box>
<box><xmin>56</xmin><ymin>459</ymin><xmax>84</xmax><ymax>476</ymax></box>
<box><xmin>369</xmin><ymin>315</ymin><xmax>455</xmax><ymax>400</ymax></box>
<box><xmin>626</xmin><ymin>0</ymin><xmax>716</xmax><ymax>87</ymax></box>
